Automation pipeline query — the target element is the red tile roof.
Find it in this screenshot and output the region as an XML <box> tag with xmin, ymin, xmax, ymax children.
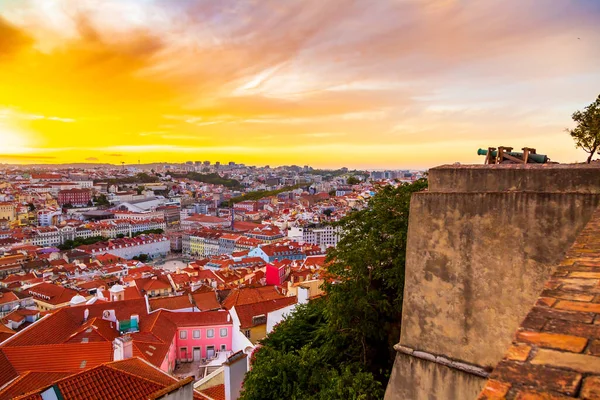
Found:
<box><xmin>108</xmin><ymin>357</ymin><xmax>176</xmax><ymax>387</ymax></box>
<box><xmin>200</xmin><ymin>384</ymin><xmax>226</xmax><ymax>400</ymax></box>
<box><xmin>192</xmin><ymin>291</ymin><xmax>221</xmax><ymax>311</ymax></box>
<box><xmin>12</xmin><ymin>358</ymin><xmax>185</xmax><ymax>400</ymax></box>
<box><xmin>149</xmin><ymin>294</ymin><xmax>194</xmax><ymax>311</ymax></box>
<box><xmin>134</xmin><ymin>277</ymin><xmax>173</xmax><ymax>293</ymax></box>
<box><xmin>27</xmin><ymin>282</ymin><xmax>81</xmax><ymax>305</ymax></box>
<box><xmin>0</xmin><ymin>324</ymin><xmax>15</xmax><ymax>343</ymax></box>
<box><xmin>0</xmin><ymin>351</ymin><xmax>18</xmax><ymax>390</ymax></box>
<box><xmin>235</xmin><ymin>297</ymin><xmax>297</xmax><ymax>329</ymax></box>
<box><xmin>185</xmin><ymin>215</ymin><xmax>228</xmax><ymax>224</ymax></box>
<box><xmin>5</xmin><ymin>299</ymin><xmax>148</xmax><ymax>347</ymax></box>
<box><xmin>64</xmin><ymin>318</ymin><xmax>119</xmax><ymax>344</ymax></box>
<box><xmin>222</xmin><ymin>286</ymin><xmax>286</xmax><ymax>310</ymax></box>
<box><xmin>0</xmin><ymin>371</ymin><xmax>71</xmax><ymax>400</ymax></box>
<box><xmin>0</xmin><ymin>296</ymin><xmax>237</xmax><ymax>391</ymax></box>
<box><xmin>3</xmin><ymin>342</ymin><xmax>113</xmax><ymax>373</ymax></box>
<box><xmin>162</xmin><ymin>310</ymin><xmax>232</xmax><ymax>327</ymax></box>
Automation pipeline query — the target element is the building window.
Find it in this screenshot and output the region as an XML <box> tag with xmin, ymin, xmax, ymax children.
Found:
<box><xmin>244</xmin><ymin>329</ymin><xmax>251</xmax><ymax>338</ymax></box>
<box><xmin>219</xmin><ymin>328</ymin><xmax>227</xmax><ymax>338</ymax></box>
<box><xmin>207</xmin><ymin>328</ymin><xmax>214</xmax><ymax>338</ymax></box>
<box><xmin>193</xmin><ymin>330</ymin><xmax>200</xmax><ymax>339</ymax></box>
<box><xmin>180</xmin><ymin>330</ymin><xmax>187</xmax><ymax>339</ymax></box>
<box><xmin>220</xmin><ymin>344</ymin><xmax>227</xmax><ymax>351</ymax></box>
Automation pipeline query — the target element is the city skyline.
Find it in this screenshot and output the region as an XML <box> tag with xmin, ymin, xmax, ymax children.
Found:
<box><xmin>1</xmin><ymin>0</ymin><xmax>600</xmax><ymax>169</ymax></box>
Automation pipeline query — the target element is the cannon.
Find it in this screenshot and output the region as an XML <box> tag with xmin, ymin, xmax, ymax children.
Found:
<box><xmin>477</xmin><ymin>147</ymin><xmax>549</xmax><ymax>164</ymax></box>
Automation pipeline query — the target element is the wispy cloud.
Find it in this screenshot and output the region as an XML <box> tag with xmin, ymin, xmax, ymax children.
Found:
<box><xmin>0</xmin><ymin>0</ymin><xmax>599</xmax><ymax>167</ymax></box>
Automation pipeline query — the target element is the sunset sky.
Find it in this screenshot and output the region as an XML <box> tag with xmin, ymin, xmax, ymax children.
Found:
<box><xmin>0</xmin><ymin>0</ymin><xmax>599</xmax><ymax>169</ymax></box>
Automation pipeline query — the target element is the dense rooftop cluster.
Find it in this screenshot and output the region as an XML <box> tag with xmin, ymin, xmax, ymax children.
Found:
<box><xmin>0</xmin><ymin>163</ymin><xmax>423</xmax><ymax>399</ymax></box>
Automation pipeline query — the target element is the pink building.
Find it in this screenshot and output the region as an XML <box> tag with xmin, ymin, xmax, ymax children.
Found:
<box><xmin>166</xmin><ymin>310</ymin><xmax>233</xmax><ymax>363</ymax></box>
<box><xmin>265</xmin><ymin>260</ymin><xmax>292</xmax><ymax>286</ymax></box>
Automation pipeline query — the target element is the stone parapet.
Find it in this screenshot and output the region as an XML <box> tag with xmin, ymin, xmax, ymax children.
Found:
<box><xmin>429</xmin><ymin>164</ymin><xmax>600</xmax><ymax>194</ymax></box>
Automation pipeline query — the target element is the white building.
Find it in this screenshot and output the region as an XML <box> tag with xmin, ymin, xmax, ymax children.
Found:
<box><xmin>79</xmin><ymin>236</ymin><xmax>170</xmax><ymax>260</ymax></box>
<box><xmin>288</xmin><ymin>224</ymin><xmax>340</xmax><ymax>248</ymax></box>
<box><xmin>37</xmin><ymin>209</ymin><xmax>62</xmax><ymax>227</ymax></box>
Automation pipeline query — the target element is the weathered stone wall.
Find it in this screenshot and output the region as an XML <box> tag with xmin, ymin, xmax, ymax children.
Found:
<box><xmin>401</xmin><ymin>192</ymin><xmax>600</xmax><ymax>368</ymax></box>
<box><xmin>385</xmin><ymin>352</ymin><xmax>486</xmax><ymax>400</ymax></box>
<box><xmin>429</xmin><ymin>164</ymin><xmax>600</xmax><ymax>194</ymax></box>
<box><xmin>385</xmin><ymin>164</ymin><xmax>600</xmax><ymax>400</ymax></box>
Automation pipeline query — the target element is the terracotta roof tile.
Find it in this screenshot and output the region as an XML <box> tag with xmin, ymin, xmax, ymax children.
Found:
<box><xmin>3</xmin><ymin>342</ymin><xmax>113</xmax><ymax>373</ymax></box>
<box><xmin>192</xmin><ymin>291</ymin><xmax>221</xmax><ymax>311</ymax></box>
<box><xmin>4</xmin><ymin>299</ymin><xmax>148</xmax><ymax>347</ymax></box>
<box><xmin>223</xmin><ymin>286</ymin><xmax>286</xmax><ymax>309</ymax></box>
<box><xmin>0</xmin><ymin>324</ymin><xmax>15</xmax><ymax>343</ymax></box>
<box><xmin>235</xmin><ymin>297</ymin><xmax>297</xmax><ymax>329</ymax></box>
<box><xmin>162</xmin><ymin>310</ymin><xmax>232</xmax><ymax>327</ymax></box>
<box><xmin>26</xmin><ymin>282</ymin><xmax>80</xmax><ymax>305</ymax></box>
<box><xmin>0</xmin><ymin>350</ymin><xmax>18</xmax><ymax>388</ymax></box>
<box><xmin>0</xmin><ymin>371</ymin><xmax>71</xmax><ymax>400</ymax></box>
<box><xmin>64</xmin><ymin>318</ymin><xmax>119</xmax><ymax>344</ymax></box>
<box><xmin>14</xmin><ymin>360</ymin><xmax>167</xmax><ymax>400</ymax></box>
<box><xmin>200</xmin><ymin>384</ymin><xmax>226</xmax><ymax>400</ymax></box>
<box><xmin>132</xmin><ymin>341</ymin><xmax>171</xmax><ymax>367</ymax></box>
<box><xmin>149</xmin><ymin>294</ymin><xmax>194</xmax><ymax>311</ymax></box>
<box><xmin>478</xmin><ymin>206</ymin><xmax>600</xmax><ymax>399</ymax></box>
<box><xmin>107</xmin><ymin>357</ymin><xmax>175</xmax><ymax>387</ymax></box>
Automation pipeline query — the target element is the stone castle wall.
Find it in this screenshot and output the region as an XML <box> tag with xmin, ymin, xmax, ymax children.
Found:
<box><xmin>385</xmin><ymin>164</ymin><xmax>600</xmax><ymax>400</ymax></box>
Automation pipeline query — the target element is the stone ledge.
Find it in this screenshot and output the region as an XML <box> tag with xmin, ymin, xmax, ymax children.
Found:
<box><xmin>393</xmin><ymin>344</ymin><xmax>490</xmax><ymax>378</ymax></box>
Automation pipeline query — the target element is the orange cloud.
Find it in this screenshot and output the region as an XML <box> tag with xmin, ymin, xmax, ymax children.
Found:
<box><xmin>0</xmin><ymin>0</ymin><xmax>599</xmax><ymax>168</ymax></box>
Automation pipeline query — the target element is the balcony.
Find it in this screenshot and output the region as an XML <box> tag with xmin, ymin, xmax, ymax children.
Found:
<box><xmin>173</xmin><ymin>350</ymin><xmax>233</xmax><ymax>382</ymax></box>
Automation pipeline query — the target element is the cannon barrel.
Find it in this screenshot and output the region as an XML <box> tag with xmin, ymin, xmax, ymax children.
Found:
<box><xmin>477</xmin><ymin>148</ymin><xmax>548</xmax><ymax>164</ymax></box>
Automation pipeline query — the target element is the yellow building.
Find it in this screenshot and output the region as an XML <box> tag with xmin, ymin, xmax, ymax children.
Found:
<box><xmin>189</xmin><ymin>235</ymin><xmax>206</xmax><ymax>257</ymax></box>
<box><xmin>0</xmin><ymin>202</ymin><xmax>16</xmax><ymax>222</ymax></box>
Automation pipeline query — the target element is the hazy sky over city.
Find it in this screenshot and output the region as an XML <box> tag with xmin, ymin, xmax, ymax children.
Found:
<box><xmin>0</xmin><ymin>0</ymin><xmax>599</xmax><ymax>168</ymax></box>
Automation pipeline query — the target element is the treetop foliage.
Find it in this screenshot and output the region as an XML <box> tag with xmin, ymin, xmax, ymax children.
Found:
<box><xmin>240</xmin><ymin>179</ymin><xmax>428</xmax><ymax>400</ymax></box>
<box><xmin>171</xmin><ymin>172</ymin><xmax>242</xmax><ymax>189</ymax></box>
<box><xmin>225</xmin><ymin>184</ymin><xmax>304</xmax><ymax>207</ymax></box>
<box><xmin>569</xmin><ymin>94</ymin><xmax>600</xmax><ymax>163</ymax></box>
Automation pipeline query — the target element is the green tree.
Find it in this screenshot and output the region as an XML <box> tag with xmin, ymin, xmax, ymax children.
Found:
<box><xmin>170</xmin><ymin>172</ymin><xmax>242</xmax><ymax>189</ymax></box>
<box><xmin>240</xmin><ymin>179</ymin><xmax>428</xmax><ymax>399</ymax></box>
<box><xmin>323</xmin><ymin>209</ymin><xmax>333</xmax><ymax>218</ymax></box>
<box><xmin>324</xmin><ymin>179</ymin><xmax>427</xmax><ymax>376</ymax></box>
<box><xmin>225</xmin><ymin>184</ymin><xmax>303</xmax><ymax>207</ymax></box>
<box><xmin>95</xmin><ymin>194</ymin><xmax>110</xmax><ymax>207</ymax></box>
<box><xmin>240</xmin><ymin>301</ymin><xmax>383</xmax><ymax>400</ymax></box>
<box><xmin>347</xmin><ymin>176</ymin><xmax>360</xmax><ymax>185</ymax></box>
<box><xmin>132</xmin><ymin>228</ymin><xmax>164</xmax><ymax>237</ymax></box>
<box><xmin>569</xmin><ymin>94</ymin><xmax>600</xmax><ymax>163</ymax></box>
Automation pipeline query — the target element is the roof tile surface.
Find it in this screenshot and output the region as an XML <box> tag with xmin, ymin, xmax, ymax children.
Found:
<box><xmin>479</xmin><ymin>207</ymin><xmax>600</xmax><ymax>399</ymax></box>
